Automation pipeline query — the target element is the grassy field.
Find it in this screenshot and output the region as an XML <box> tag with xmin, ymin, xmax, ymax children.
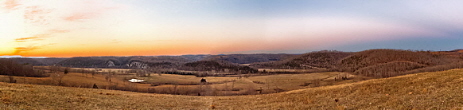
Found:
<box><xmin>2</xmin><ymin>69</ymin><xmax>463</xmax><ymax>109</ymax></box>
<box><xmin>1</xmin><ymin>67</ymin><xmax>365</xmax><ymax>96</ymax></box>
<box><xmin>128</xmin><ymin>71</ymin><xmax>363</xmax><ymax>94</ymax></box>
<box><xmin>0</xmin><ymin>72</ymin><xmax>137</xmax><ymax>94</ymax></box>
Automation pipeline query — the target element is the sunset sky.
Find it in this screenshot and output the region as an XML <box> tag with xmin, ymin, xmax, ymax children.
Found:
<box><xmin>1</xmin><ymin>0</ymin><xmax>463</xmax><ymax>57</ymax></box>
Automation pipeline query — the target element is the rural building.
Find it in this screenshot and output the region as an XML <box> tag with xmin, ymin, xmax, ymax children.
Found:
<box><xmin>128</xmin><ymin>79</ymin><xmax>144</xmax><ymax>83</ymax></box>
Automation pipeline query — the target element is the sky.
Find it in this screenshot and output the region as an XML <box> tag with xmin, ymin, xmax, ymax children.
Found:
<box><xmin>1</xmin><ymin>0</ymin><xmax>463</xmax><ymax>57</ymax></box>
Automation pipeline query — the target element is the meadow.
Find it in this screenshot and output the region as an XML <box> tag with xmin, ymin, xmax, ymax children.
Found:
<box><xmin>2</xmin><ymin>68</ymin><xmax>463</xmax><ymax>109</ymax></box>
<box><xmin>0</xmin><ymin>67</ymin><xmax>366</xmax><ymax>96</ymax></box>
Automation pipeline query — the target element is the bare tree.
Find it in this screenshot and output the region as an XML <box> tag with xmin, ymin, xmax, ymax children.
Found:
<box><xmin>50</xmin><ymin>66</ymin><xmax>69</xmax><ymax>86</ymax></box>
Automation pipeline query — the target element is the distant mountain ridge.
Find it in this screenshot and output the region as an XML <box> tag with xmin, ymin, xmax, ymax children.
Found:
<box><xmin>3</xmin><ymin>49</ymin><xmax>463</xmax><ymax>77</ymax></box>
<box><xmin>2</xmin><ymin>54</ymin><xmax>295</xmax><ymax>69</ymax></box>
<box><xmin>5</xmin><ymin>58</ymin><xmax>67</xmax><ymax>66</ymax></box>
<box><xmin>202</xmin><ymin>54</ymin><xmax>297</xmax><ymax>64</ymax></box>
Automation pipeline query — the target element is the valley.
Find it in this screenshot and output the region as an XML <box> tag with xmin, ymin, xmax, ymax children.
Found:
<box><xmin>2</xmin><ymin>49</ymin><xmax>463</xmax><ymax>109</ymax></box>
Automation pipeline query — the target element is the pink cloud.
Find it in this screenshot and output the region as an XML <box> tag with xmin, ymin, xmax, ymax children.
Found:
<box><xmin>62</xmin><ymin>0</ymin><xmax>123</xmax><ymax>22</ymax></box>
<box><xmin>8</xmin><ymin>0</ymin><xmax>123</xmax><ymax>56</ymax></box>
<box><xmin>48</xmin><ymin>29</ymin><xmax>70</xmax><ymax>33</ymax></box>
<box><xmin>63</xmin><ymin>12</ymin><xmax>95</xmax><ymax>21</ymax></box>
<box><xmin>23</xmin><ymin>6</ymin><xmax>52</xmax><ymax>25</ymax></box>
<box><xmin>14</xmin><ymin>29</ymin><xmax>70</xmax><ymax>42</ymax></box>
<box><xmin>2</xmin><ymin>0</ymin><xmax>21</xmax><ymax>11</ymax></box>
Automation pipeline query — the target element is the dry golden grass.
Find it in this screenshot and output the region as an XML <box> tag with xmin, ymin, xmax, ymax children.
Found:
<box><xmin>0</xmin><ymin>82</ymin><xmax>211</xmax><ymax>109</ymax></box>
<box><xmin>3</xmin><ymin>69</ymin><xmax>463</xmax><ymax>109</ymax></box>
<box><xmin>122</xmin><ymin>71</ymin><xmax>359</xmax><ymax>95</ymax></box>
<box><xmin>213</xmin><ymin>69</ymin><xmax>463</xmax><ymax>109</ymax></box>
<box><xmin>138</xmin><ymin>74</ymin><xmax>237</xmax><ymax>84</ymax></box>
<box><xmin>245</xmin><ymin>72</ymin><xmax>360</xmax><ymax>93</ymax></box>
<box><xmin>0</xmin><ymin>73</ymin><xmax>120</xmax><ymax>87</ymax></box>
<box><xmin>1</xmin><ymin>69</ymin><xmax>365</xmax><ymax>96</ymax></box>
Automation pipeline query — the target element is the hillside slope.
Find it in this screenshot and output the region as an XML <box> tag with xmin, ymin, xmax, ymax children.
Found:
<box><xmin>5</xmin><ymin>58</ymin><xmax>66</xmax><ymax>66</ymax></box>
<box><xmin>203</xmin><ymin>54</ymin><xmax>296</xmax><ymax>64</ymax></box>
<box><xmin>251</xmin><ymin>50</ymin><xmax>352</xmax><ymax>69</ymax></box>
<box><xmin>5</xmin><ymin>55</ymin><xmax>208</xmax><ymax>68</ymax></box>
<box><xmin>2</xmin><ymin>69</ymin><xmax>463</xmax><ymax>109</ymax></box>
<box><xmin>57</xmin><ymin>56</ymin><xmax>196</xmax><ymax>68</ymax></box>
<box><xmin>180</xmin><ymin>60</ymin><xmax>258</xmax><ymax>73</ymax></box>
<box><xmin>340</xmin><ymin>49</ymin><xmax>462</xmax><ymax>78</ymax></box>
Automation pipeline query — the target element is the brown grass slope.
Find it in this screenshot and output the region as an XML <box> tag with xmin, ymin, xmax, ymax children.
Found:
<box><xmin>251</xmin><ymin>50</ymin><xmax>352</xmax><ymax>69</ymax></box>
<box><xmin>340</xmin><ymin>49</ymin><xmax>462</xmax><ymax>78</ymax></box>
<box><xmin>3</xmin><ymin>69</ymin><xmax>463</xmax><ymax>109</ymax></box>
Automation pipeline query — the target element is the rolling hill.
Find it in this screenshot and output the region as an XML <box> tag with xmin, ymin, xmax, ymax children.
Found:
<box><xmin>4</xmin><ymin>54</ymin><xmax>294</xmax><ymax>69</ymax></box>
<box><xmin>4</xmin><ymin>55</ymin><xmax>208</xmax><ymax>68</ymax></box>
<box><xmin>57</xmin><ymin>56</ymin><xmax>197</xmax><ymax>68</ymax></box>
<box><xmin>250</xmin><ymin>50</ymin><xmax>352</xmax><ymax>70</ymax></box>
<box><xmin>4</xmin><ymin>49</ymin><xmax>463</xmax><ymax>78</ymax></box>
<box><xmin>202</xmin><ymin>54</ymin><xmax>297</xmax><ymax>64</ymax></box>
<box><xmin>4</xmin><ymin>58</ymin><xmax>66</xmax><ymax>66</ymax></box>
<box><xmin>180</xmin><ymin>60</ymin><xmax>258</xmax><ymax>73</ymax></box>
<box><xmin>251</xmin><ymin>49</ymin><xmax>463</xmax><ymax>77</ymax></box>
<box><xmin>2</xmin><ymin>69</ymin><xmax>463</xmax><ymax>109</ymax></box>
<box><xmin>339</xmin><ymin>49</ymin><xmax>463</xmax><ymax>78</ymax></box>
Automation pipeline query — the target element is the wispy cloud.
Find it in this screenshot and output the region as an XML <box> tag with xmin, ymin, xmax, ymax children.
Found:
<box><xmin>13</xmin><ymin>28</ymin><xmax>67</xmax><ymax>55</ymax></box>
<box><xmin>48</xmin><ymin>29</ymin><xmax>70</xmax><ymax>33</ymax></box>
<box><xmin>2</xmin><ymin>0</ymin><xmax>21</xmax><ymax>11</ymax></box>
<box><xmin>13</xmin><ymin>43</ymin><xmax>56</xmax><ymax>54</ymax></box>
<box><xmin>63</xmin><ymin>12</ymin><xmax>96</xmax><ymax>22</ymax></box>
<box><xmin>23</xmin><ymin>5</ymin><xmax>52</xmax><ymax>25</ymax></box>
<box><xmin>4</xmin><ymin>0</ymin><xmax>126</xmax><ymax>56</ymax></box>
<box><xmin>15</xmin><ymin>29</ymin><xmax>70</xmax><ymax>42</ymax></box>
<box><xmin>15</xmin><ymin>36</ymin><xmax>42</xmax><ymax>42</ymax></box>
<box><xmin>62</xmin><ymin>0</ymin><xmax>123</xmax><ymax>22</ymax></box>
<box><xmin>13</xmin><ymin>46</ymin><xmax>40</xmax><ymax>54</ymax></box>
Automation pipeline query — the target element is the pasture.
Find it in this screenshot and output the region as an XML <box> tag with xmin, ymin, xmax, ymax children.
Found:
<box><xmin>0</xmin><ymin>67</ymin><xmax>366</xmax><ymax>96</ymax></box>
<box><xmin>2</xmin><ymin>69</ymin><xmax>463</xmax><ymax>109</ymax></box>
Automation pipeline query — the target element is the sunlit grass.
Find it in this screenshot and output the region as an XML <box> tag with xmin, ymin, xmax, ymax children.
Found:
<box><xmin>2</xmin><ymin>69</ymin><xmax>463</xmax><ymax>109</ymax></box>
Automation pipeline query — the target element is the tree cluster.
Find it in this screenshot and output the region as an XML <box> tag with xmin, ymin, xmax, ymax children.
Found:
<box><xmin>0</xmin><ymin>59</ymin><xmax>47</xmax><ymax>77</ymax></box>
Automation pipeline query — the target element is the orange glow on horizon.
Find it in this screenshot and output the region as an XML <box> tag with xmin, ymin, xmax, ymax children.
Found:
<box><xmin>6</xmin><ymin>41</ymin><xmax>219</xmax><ymax>57</ymax></box>
<box><xmin>2</xmin><ymin>0</ymin><xmax>460</xmax><ymax>57</ymax></box>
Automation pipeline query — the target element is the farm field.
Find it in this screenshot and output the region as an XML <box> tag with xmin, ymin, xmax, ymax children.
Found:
<box><xmin>2</xmin><ymin>69</ymin><xmax>463</xmax><ymax>109</ymax></box>
<box><xmin>0</xmin><ymin>67</ymin><xmax>366</xmax><ymax>96</ymax></box>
